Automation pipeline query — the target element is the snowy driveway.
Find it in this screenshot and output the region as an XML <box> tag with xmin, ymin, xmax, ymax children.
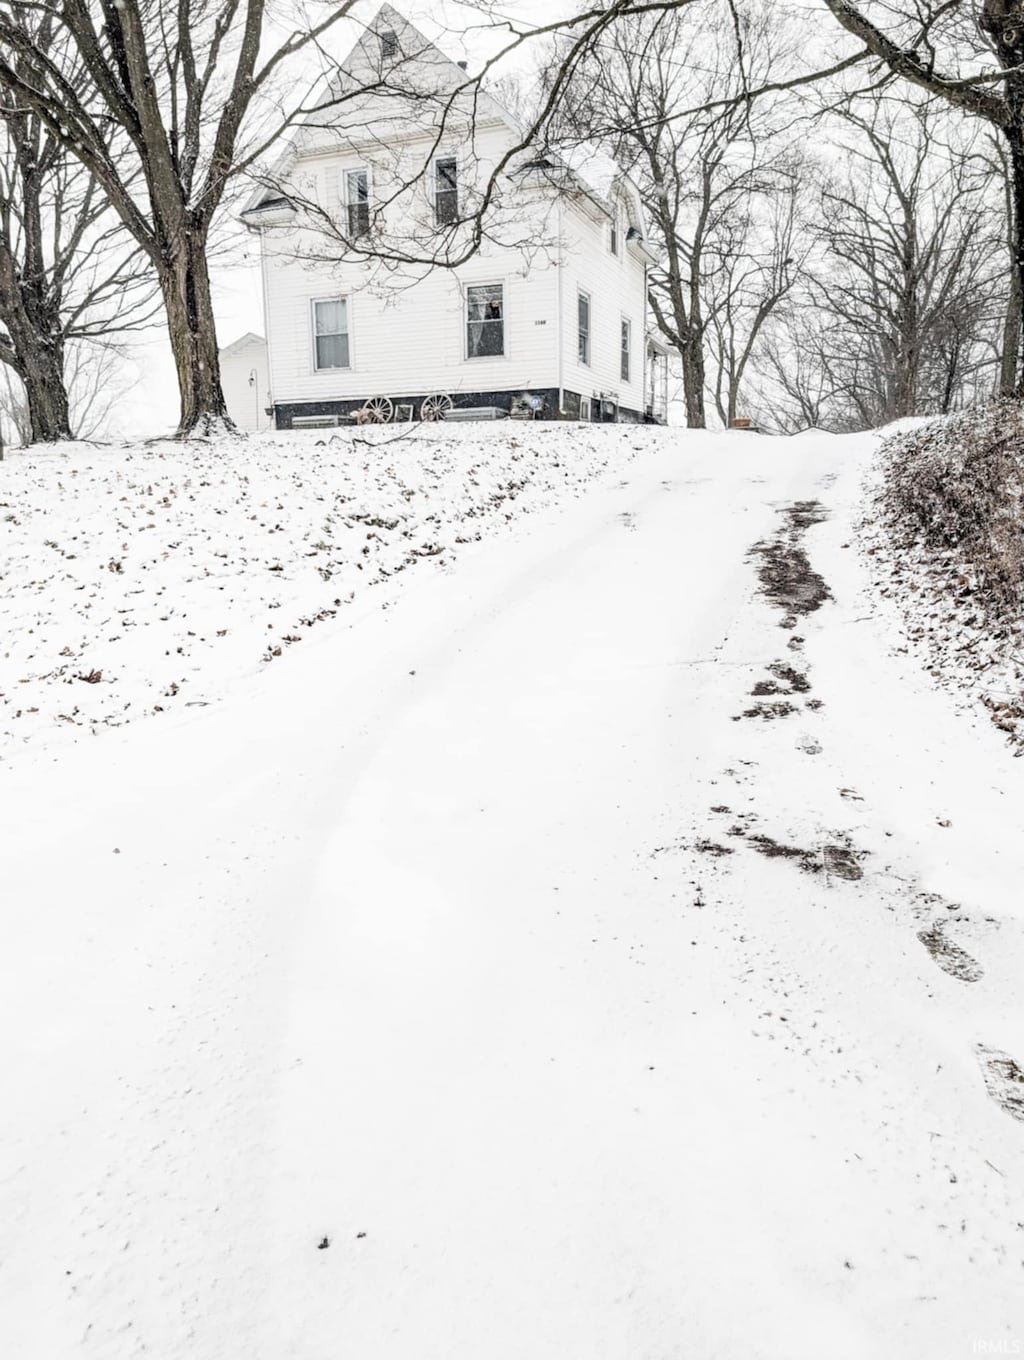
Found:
<box><xmin>4</xmin><ymin>432</ymin><xmax>1024</xmax><ymax>1359</ymax></box>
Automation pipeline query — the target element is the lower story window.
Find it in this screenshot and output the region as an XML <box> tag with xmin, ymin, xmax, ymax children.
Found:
<box><xmin>467</xmin><ymin>283</ymin><xmax>504</xmax><ymax>357</ymax></box>
<box><xmin>578</xmin><ymin>290</ymin><xmax>591</xmax><ymax>365</ymax></box>
<box><xmin>313</xmin><ymin>298</ymin><xmax>349</xmax><ymax>369</ymax></box>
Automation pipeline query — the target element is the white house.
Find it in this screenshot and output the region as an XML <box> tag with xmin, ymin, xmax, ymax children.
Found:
<box><xmin>240</xmin><ymin>6</ymin><xmax>669</xmax><ymax>428</ymax></box>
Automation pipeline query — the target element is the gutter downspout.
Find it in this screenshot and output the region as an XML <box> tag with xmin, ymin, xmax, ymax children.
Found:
<box><xmin>249</xmin><ymin>220</ymin><xmax>276</xmax><ymax>430</ymax></box>
<box><xmin>556</xmin><ymin>196</ymin><xmax>565</xmax><ymax>416</ymax></box>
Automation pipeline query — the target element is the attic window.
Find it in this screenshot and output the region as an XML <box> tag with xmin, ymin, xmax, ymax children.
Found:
<box><xmin>435</xmin><ymin>157</ymin><xmax>459</xmax><ymax>226</ymax></box>
<box><xmin>380</xmin><ymin>29</ymin><xmax>398</xmax><ymax>58</ymax></box>
<box><xmin>345</xmin><ymin>168</ymin><xmax>370</xmax><ymax>238</ymax></box>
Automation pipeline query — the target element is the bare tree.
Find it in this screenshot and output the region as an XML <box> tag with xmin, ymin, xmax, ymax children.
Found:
<box><xmin>0</xmin><ymin>0</ymin><xmax>382</xmax><ymax>436</ymax></box>
<box><xmin>0</xmin><ymin>12</ymin><xmax>155</xmax><ymax>443</ymax></box>
<box><xmin>538</xmin><ymin>0</ymin><xmax>811</xmax><ymax>426</ymax></box>
<box><xmin>822</xmin><ymin>0</ymin><xmax>1024</xmax><ymax>395</ymax></box>
<box><xmin>706</xmin><ymin>160</ymin><xmax>806</xmax><ymax>426</ymax></box>
<box><xmin>0</xmin><ymin>339</ymin><xmax>140</xmax><ymax>444</ymax></box>
<box><xmin>754</xmin><ymin>98</ymin><xmax>1001</xmax><ymax>431</ymax></box>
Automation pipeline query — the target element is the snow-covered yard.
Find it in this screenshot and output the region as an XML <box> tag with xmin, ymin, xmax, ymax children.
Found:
<box><xmin>0</xmin><ymin>424</ymin><xmax>664</xmax><ymax>756</ymax></box>
<box><xmin>3</xmin><ymin>422</ymin><xmax>1024</xmax><ymax>1359</ymax></box>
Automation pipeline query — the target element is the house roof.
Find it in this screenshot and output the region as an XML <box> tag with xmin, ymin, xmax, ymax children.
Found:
<box><xmin>242</xmin><ymin>6</ymin><xmax>652</xmax><ymax>250</ymax></box>
<box><xmin>299</xmin><ymin>5</ymin><xmax>515</xmax><ymax>144</ymax></box>
<box><xmin>220</xmin><ymin>332</ymin><xmax>267</xmax><ymax>357</ymax></box>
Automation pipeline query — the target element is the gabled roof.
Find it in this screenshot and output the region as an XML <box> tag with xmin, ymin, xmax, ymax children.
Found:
<box><xmin>299</xmin><ymin>5</ymin><xmax>518</xmax><ymax>144</ymax></box>
<box><xmin>241</xmin><ymin>5</ymin><xmax>653</xmax><ymax>250</ymax></box>
<box><xmin>220</xmin><ymin>331</ymin><xmax>266</xmax><ymax>356</ymax></box>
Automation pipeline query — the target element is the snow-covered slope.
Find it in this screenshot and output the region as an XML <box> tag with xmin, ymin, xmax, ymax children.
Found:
<box><xmin>3</xmin><ymin>424</ymin><xmax>1024</xmax><ymax>1360</ymax></box>
<box><xmin>1</xmin><ymin>424</ymin><xmax>663</xmax><ymax>757</ymax></box>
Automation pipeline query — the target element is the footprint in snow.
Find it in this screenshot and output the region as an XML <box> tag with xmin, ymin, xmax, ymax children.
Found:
<box><xmin>918</xmin><ymin>923</ymin><xmax>983</xmax><ymax>982</ymax></box>
<box><xmin>976</xmin><ymin>1045</ymin><xmax>1024</xmax><ymax>1122</ymax></box>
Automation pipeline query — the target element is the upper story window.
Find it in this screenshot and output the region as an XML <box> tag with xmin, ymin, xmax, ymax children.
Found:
<box><xmin>435</xmin><ymin>156</ymin><xmax>459</xmax><ymax>225</ymax></box>
<box><xmin>467</xmin><ymin>284</ymin><xmax>504</xmax><ymax>358</ymax></box>
<box><xmin>621</xmin><ymin>317</ymin><xmax>631</xmax><ymax>382</ymax></box>
<box><xmin>313</xmin><ymin>298</ymin><xmax>350</xmax><ymax>370</ymax></box>
<box><xmin>578</xmin><ymin>290</ymin><xmax>591</xmax><ymax>365</ymax></box>
<box><xmin>610</xmin><ymin>208</ymin><xmax>619</xmax><ymax>256</ymax></box>
<box><xmin>345</xmin><ymin>168</ymin><xmax>370</xmax><ymax>238</ymax></box>
<box><xmin>380</xmin><ymin>29</ymin><xmax>399</xmax><ymax>58</ymax></box>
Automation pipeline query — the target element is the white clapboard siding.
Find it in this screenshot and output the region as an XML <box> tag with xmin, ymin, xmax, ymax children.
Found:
<box><xmin>556</xmin><ymin>190</ymin><xmax>649</xmax><ymax>413</ymax></box>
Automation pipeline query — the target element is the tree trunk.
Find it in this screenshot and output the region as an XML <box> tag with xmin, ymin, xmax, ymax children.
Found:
<box><xmin>21</xmin><ymin>345</ymin><xmax>72</xmax><ymax>442</ymax></box>
<box><xmin>157</xmin><ymin>223</ymin><xmax>233</xmax><ymax>436</ymax></box>
<box><xmin>1003</xmin><ymin>128</ymin><xmax>1024</xmax><ymax>395</ymax></box>
<box><xmin>680</xmin><ymin>337</ymin><xmax>706</xmax><ymax>427</ymax></box>
<box><xmin>0</xmin><ymin>305</ymin><xmax>73</xmax><ymax>442</ymax></box>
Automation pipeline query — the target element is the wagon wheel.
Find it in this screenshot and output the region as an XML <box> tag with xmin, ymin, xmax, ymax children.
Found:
<box><xmin>420</xmin><ymin>392</ymin><xmax>454</xmax><ymax>422</ymax></box>
<box><xmin>360</xmin><ymin>395</ymin><xmax>394</xmax><ymax>424</ymax></box>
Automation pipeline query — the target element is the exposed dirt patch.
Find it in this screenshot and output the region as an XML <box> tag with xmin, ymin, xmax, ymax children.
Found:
<box><xmin>693</xmin><ymin>839</ymin><xmax>735</xmax><ymax>858</ymax></box>
<box><xmin>769</xmin><ymin>662</ymin><xmax>811</xmax><ymax>692</ymax></box>
<box><xmin>751</xmin><ymin>662</ymin><xmax>812</xmax><ymax>697</ymax></box>
<box><xmin>750</xmin><ymin>501</ymin><xmax>832</xmax><ymax>624</ymax></box>
<box><xmin>753</xmin><ymin>544</ymin><xmax>831</xmax><ymax>619</ymax></box>
<box><xmin>733</xmin><ymin>700</ymin><xmax>798</xmax><ymax>721</ymax></box>
<box><xmin>746</xmin><ymin>832</ymin><xmax>865</xmax><ymax>880</ymax></box>
<box><xmin>823</xmin><ymin>843</ymin><xmax>863</xmax><ymax>880</ymax></box>
<box><xmin>918</xmin><ymin>923</ymin><xmax>983</xmax><ymax>982</ymax></box>
<box><xmin>976</xmin><ymin>1045</ymin><xmax>1024</xmax><ymax>1122</ymax></box>
<box><xmin>788</xmin><ymin>500</ymin><xmax>830</xmax><ymax>532</ymax></box>
<box><xmin>747</xmin><ymin>834</ymin><xmax>822</xmax><ymax>874</ymax></box>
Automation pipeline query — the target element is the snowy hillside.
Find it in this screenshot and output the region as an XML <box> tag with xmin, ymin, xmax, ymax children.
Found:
<box><xmin>1</xmin><ymin>424</ymin><xmax>667</xmax><ymax>757</ymax></box>
<box><xmin>5</xmin><ymin>421</ymin><xmax>1024</xmax><ymax>1360</ymax></box>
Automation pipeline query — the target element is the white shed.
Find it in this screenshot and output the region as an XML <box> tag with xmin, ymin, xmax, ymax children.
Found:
<box><xmin>219</xmin><ymin>332</ymin><xmax>271</xmax><ymax>433</ymax></box>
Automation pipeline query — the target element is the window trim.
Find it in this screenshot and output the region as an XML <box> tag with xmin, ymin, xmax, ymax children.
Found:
<box><xmin>434</xmin><ymin>154</ymin><xmax>459</xmax><ymax>226</ymax></box>
<box><xmin>310</xmin><ymin>296</ymin><xmax>351</xmax><ymax>373</ymax></box>
<box><xmin>620</xmin><ymin>315</ymin><xmax>631</xmax><ymax>383</ymax></box>
<box><xmin>578</xmin><ymin>289</ymin><xmax>591</xmax><ymax>367</ymax></box>
<box><xmin>344</xmin><ymin>166</ymin><xmax>370</xmax><ymax>239</ymax></box>
<box><xmin>465</xmin><ymin>281</ymin><xmax>506</xmax><ymax>361</ymax></box>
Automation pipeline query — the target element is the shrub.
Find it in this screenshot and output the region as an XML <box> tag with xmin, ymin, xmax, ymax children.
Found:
<box><xmin>881</xmin><ymin>399</ymin><xmax>1024</xmax><ymax>625</ymax></box>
